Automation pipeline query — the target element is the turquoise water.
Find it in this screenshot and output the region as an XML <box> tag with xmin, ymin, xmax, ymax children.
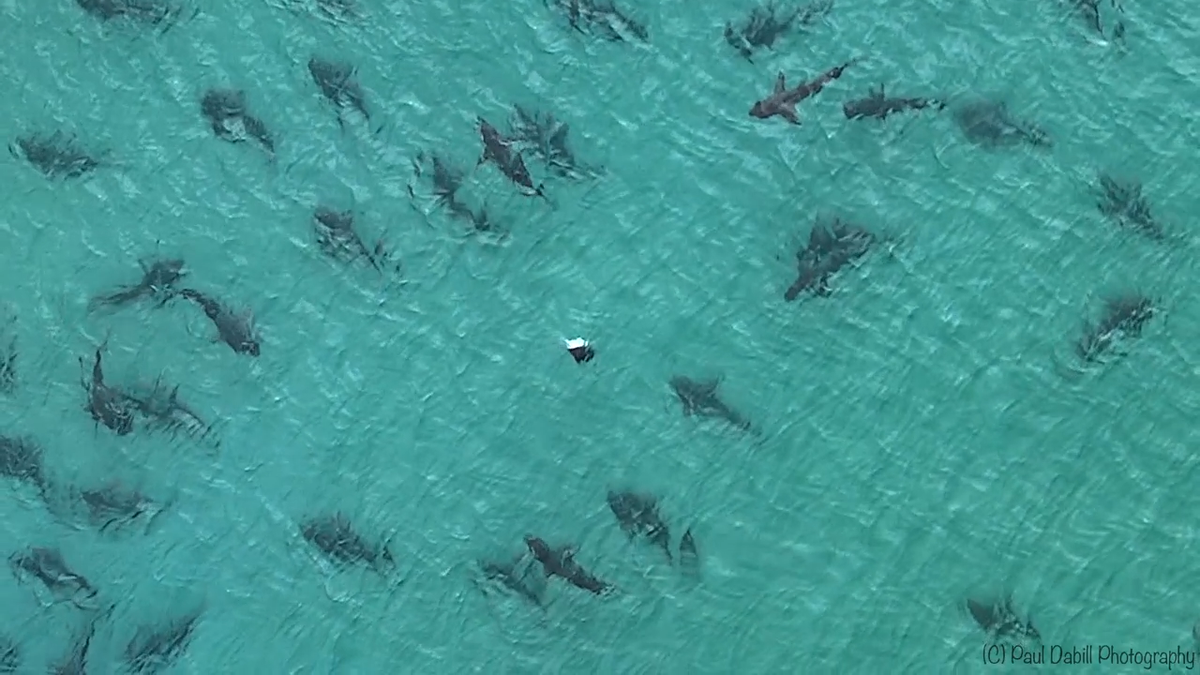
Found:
<box><xmin>3</xmin><ymin>0</ymin><xmax>1200</xmax><ymax>671</ymax></box>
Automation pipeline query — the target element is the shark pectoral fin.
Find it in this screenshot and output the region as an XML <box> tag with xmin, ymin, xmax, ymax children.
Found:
<box><xmin>774</xmin><ymin>72</ymin><xmax>787</xmax><ymax>95</ymax></box>
<box><xmin>782</xmin><ymin>106</ymin><xmax>801</xmax><ymax>125</ymax></box>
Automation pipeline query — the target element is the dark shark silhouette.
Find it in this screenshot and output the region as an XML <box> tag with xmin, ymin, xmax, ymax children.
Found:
<box><xmin>750</xmin><ymin>58</ymin><xmax>861</xmax><ymax>124</ymax></box>
<box><xmin>89</xmin><ymin>257</ymin><xmax>185</xmax><ymax>312</ymax></box>
<box><xmin>477</xmin><ymin>117</ymin><xmax>548</xmax><ymax>200</ymax></box>
<box><xmin>966</xmin><ymin>594</ymin><xmax>1040</xmax><ymax>642</ymax></box>
<box><xmin>76</xmin><ymin>0</ymin><xmax>193</xmax><ymax>29</ymax></box>
<box><xmin>50</xmin><ymin>607</ymin><xmax>105</xmax><ymax>675</ymax></box>
<box><xmin>477</xmin><ymin>556</ymin><xmax>546</xmax><ymax>607</ymax></box>
<box><xmin>409</xmin><ymin>151</ymin><xmax>500</xmax><ymax>233</ymax></box>
<box><xmin>124</xmin><ymin>606</ymin><xmax>203</xmax><ymax>674</ymax></box>
<box><xmin>786</xmin><ymin>217</ymin><xmax>876</xmax><ymax>300</ymax></box>
<box><xmin>606</xmin><ymin>490</ymin><xmax>673</xmax><ymax>562</ymax></box>
<box><xmin>307</xmin><ymin>57</ymin><xmax>375</xmax><ymax>130</ymax></box>
<box><xmin>313</xmin><ymin>207</ymin><xmax>395</xmax><ymax>272</ymax></box>
<box><xmin>0</xmin><ymin>636</ymin><xmax>16</xmax><ymax>674</ymax></box>
<box><xmin>9</xmin><ymin>547</ymin><xmax>99</xmax><ymax>610</ymax></box>
<box><xmin>524</xmin><ymin>535</ymin><xmax>610</xmax><ymax>595</ymax></box>
<box><xmin>74</xmin><ymin>480</ymin><xmax>165</xmax><ymax>533</ymax></box>
<box><xmin>679</xmin><ymin>528</ymin><xmax>699</xmax><ymax>574</ymax></box>
<box><xmin>300</xmin><ymin>513</ymin><xmax>396</xmax><ymax>575</ymax></box>
<box><xmin>411</xmin><ymin>150</ymin><xmax>465</xmax><ymax>207</ymax></box>
<box><xmin>546</xmin><ymin>0</ymin><xmax>648</xmax><ymax>42</ymax></box>
<box><xmin>122</xmin><ymin>375</ymin><xmax>215</xmax><ymax>447</ymax></box>
<box><xmin>954</xmin><ymin>99</ymin><xmax>1051</xmax><ymax>148</ymax></box>
<box><xmin>843</xmin><ymin>84</ymin><xmax>944</xmax><ymax>120</ymax></box>
<box><xmin>1068</xmin><ymin>0</ymin><xmax>1125</xmax><ymax>41</ymax></box>
<box><xmin>509</xmin><ymin>106</ymin><xmax>601</xmax><ymax>180</ymax></box>
<box><xmin>10</xmin><ymin>131</ymin><xmax>106</xmax><ymax>180</ymax></box>
<box><xmin>0</xmin><ymin>435</ymin><xmax>47</xmax><ymax>494</ymax></box>
<box><xmin>200</xmin><ymin>89</ymin><xmax>275</xmax><ymax>159</ymax></box>
<box><xmin>79</xmin><ymin>341</ymin><xmax>135</xmax><ymax>436</ymax></box>
<box><xmin>724</xmin><ymin>0</ymin><xmax>831</xmax><ymax>62</ymax></box>
<box><xmin>1092</xmin><ymin>173</ymin><xmax>1163</xmax><ymax>240</ymax></box>
<box><xmin>0</xmin><ymin>312</ymin><xmax>14</xmax><ymax>394</ymax></box>
<box><xmin>669</xmin><ymin>376</ymin><xmax>754</xmax><ymax>433</ymax></box>
<box><xmin>1075</xmin><ymin>293</ymin><xmax>1155</xmax><ymax>363</ymax></box>
<box><xmin>313</xmin><ymin>0</ymin><xmax>359</xmax><ymax>20</ymax></box>
<box><xmin>177</xmin><ymin>288</ymin><xmax>260</xmax><ymax>356</ymax></box>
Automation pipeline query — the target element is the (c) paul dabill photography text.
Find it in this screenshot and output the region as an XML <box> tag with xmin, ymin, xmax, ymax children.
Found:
<box><xmin>983</xmin><ymin>643</ymin><xmax>1196</xmax><ymax>669</ymax></box>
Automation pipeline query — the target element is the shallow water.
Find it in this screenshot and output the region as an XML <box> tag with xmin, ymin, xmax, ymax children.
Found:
<box><xmin>2</xmin><ymin>0</ymin><xmax>1200</xmax><ymax>672</ymax></box>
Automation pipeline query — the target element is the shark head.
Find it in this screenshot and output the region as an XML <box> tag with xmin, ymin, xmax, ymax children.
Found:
<box><xmin>842</xmin><ymin>100</ymin><xmax>869</xmax><ymax>119</ymax></box>
<box><xmin>749</xmin><ymin>100</ymin><xmax>770</xmax><ymax>118</ymax></box>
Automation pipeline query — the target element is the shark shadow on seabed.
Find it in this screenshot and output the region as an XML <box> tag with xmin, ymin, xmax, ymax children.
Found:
<box><xmin>46</xmin><ymin>479</ymin><xmax>173</xmax><ymax>536</ymax></box>
<box><xmin>474</xmin><ymin>554</ymin><xmax>548</xmax><ymax>613</ymax></box>
<box><xmin>75</xmin><ymin>0</ymin><xmax>198</xmax><ymax>32</ymax></box>
<box><xmin>9</xmin><ymin>546</ymin><xmax>100</xmax><ymax>610</ymax></box>
<box><xmin>125</xmin><ymin>604</ymin><xmax>205</xmax><ymax>674</ymax></box>
<box><xmin>273</xmin><ymin>0</ymin><xmax>361</xmax><ymax>22</ymax></box>
<box><xmin>606</xmin><ymin>490</ymin><xmax>673</xmax><ymax>563</ymax></box>
<box><xmin>669</xmin><ymin>375</ymin><xmax>760</xmax><ymax>435</ymax></box>
<box><xmin>121</xmin><ymin>375</ymin><xmax>219</xmax><ymax>451</ymax></box>
<box><xmin>724</xmin><ymin>0</ymin><xmax>832</xmax><ymax>62</ymax></box>
<box><xmin>1052</xmin><ymin>292</ymin><xmax>1158</xmax><ymax>380</ymax></box>
<box><xmin>544</xmin><ymin>0</ymin><xmax>648</xmax><ymax>42</ymax></box>
<box><xmin>1064</xmin><ymin>0</ymin><xmax>1127</xmax><ymax>43</ymax></box>
<box><xmin>953</xmin><ymin>98</ymin><xmax>1051</xmax><ymax>149</ymax></box>
<box><xmin>0</xmin><ymin>636</ymin><xmax>17</xmax><ymax>673</ymax></box>
<box><xmin>0</xmin><ymin>308</ymin><xmax>16</xmax><ymax>394</ymax></box>
<box><xmin>965</xmin><ymin>593</ymin><xmax>1041</xmax><ymax>644</ymax></box>
<box><xmin>507</xmin><ymin>105</ymin><xmax>605</xmax><ymax>181</ymax></box>
<box><xmin>10</xmin><ymin>131</ymin><xmax>111</xmax><ymax>180</ymax></box>
<box><xmin>88</xmin><ymin>257</ymin><xmax>186</xmax><ymax>313</ymax></box>
<box><xmin>312</xmin><ymin>206</ymin><xmax>402</xmax><ymax>275</ymax></box>
<box><xmin>409</xmin><ymin>150</ymin><xmax>509</xmax><ymax>240</ymax></box>
<box><xmin>1091</xmin><ymin>172</ymin><xmax>1168</xmax><ymax>241</ymax></box>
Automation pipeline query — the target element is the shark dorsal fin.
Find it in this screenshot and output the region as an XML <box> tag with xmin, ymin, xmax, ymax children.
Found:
<box><xmin>872</xmin><ymin>83</ymin><xmax>885</xmax><ymax>99</ymax></box>
<box><xmin>559</xmin><ymin>545</ymin><xmax>575</xmax><ymax>560</ymax></box>
<box><xmin>773</xmin><ymin>72</ymin><xmax>787</xmax><ymax>95</ymax></box>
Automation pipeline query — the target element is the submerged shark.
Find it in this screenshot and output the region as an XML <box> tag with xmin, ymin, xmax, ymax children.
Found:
<box><xmin>966</xmin><ymin>594</ymin><xmax>1040</xmax><ymax>642</ymax></box>
<box><xmin>606</xmin><ymin>490</ymin><xmax>673</xmax><ymax>562</ymax></box>
<box><xmin>669</xmin><ymin>376</ymin><xmax>755</xmax><ymax>433</ymax></box>
<box><xmin>954</xmin><ymin>99</ymin><xmax>1051</xmax><ymax>148</ymax></box>
<box><xmin>524</xmin><ymin>535</ymin><xmax>610</xmax><ymax>595</ymax></box>
<box><xmin>1074</xmin><ymin>293</ymin><xmax>1156</xmax><ymax>363</ymax></box>
<box><xmin>477</xmin><ymin>117</ymin><xmax>548</xmax><ymax>200</ymax></box>
<box><xmin>842</xmin><ymin>84</ymin><xmax>944</xmax><ymax>120</ymax></box>
<box><xmin>786</xmin><ymin>217</ymin><xmax>877</xmax><ymax>300</ymax></box>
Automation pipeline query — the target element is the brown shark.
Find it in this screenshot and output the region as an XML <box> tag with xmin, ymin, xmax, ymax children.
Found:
<box><xmin>477</xmin><ymin>117</ymin><xmax>548</xmax><ymax>201</ymax></box>
<box><xmin>749</xmin><ymin>58</ymin><xmax>862</xmax><ymax>124</ymax></box>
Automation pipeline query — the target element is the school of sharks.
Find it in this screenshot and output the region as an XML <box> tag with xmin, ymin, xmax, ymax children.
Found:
<box><xmin>0</xmin><ymin>0</ymin><xmax>1175</xmax><ymax>670</ymax></box>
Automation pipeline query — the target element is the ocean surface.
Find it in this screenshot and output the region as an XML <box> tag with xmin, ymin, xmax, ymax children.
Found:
<box><xmin>2</xmin><ymin>0</ymin><xmax>1200</xmax><ymax>672</ymax></box>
